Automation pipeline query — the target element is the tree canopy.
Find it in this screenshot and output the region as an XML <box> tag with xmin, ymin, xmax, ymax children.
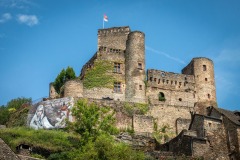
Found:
<box><xmin>53</xmin><ymin>66</ymin><xmax>76</xmax><ymax>94</ymax></box>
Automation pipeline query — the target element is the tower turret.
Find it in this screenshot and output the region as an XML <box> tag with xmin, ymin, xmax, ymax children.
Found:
<box><xmin>182</xmin><ymin>57</ymin><xmax>217</xmax><ymax>113</ymax></box>
<box><xmin>125</xmin><ymin>31</ymin><xmax>146</xmax><ymax>103</ymax></box>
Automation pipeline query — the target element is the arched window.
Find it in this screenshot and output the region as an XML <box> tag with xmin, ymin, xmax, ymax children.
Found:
<box><xmin>159</xmin><ymin>92</ymin><xmax>166</xmax><ymax>101</ymax></box>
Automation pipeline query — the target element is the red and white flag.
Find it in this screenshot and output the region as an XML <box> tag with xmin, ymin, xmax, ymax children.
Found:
<box><xmin>103</xmin><ymin>14</ymin><xmax>108</xmax><ymax>22</ymax></box>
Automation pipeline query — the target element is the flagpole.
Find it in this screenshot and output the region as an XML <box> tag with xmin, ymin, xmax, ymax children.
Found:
<box><xmin>103</xmin><ymin>16</ymin><xmax>104</xmax><ymax>29</ymax></box>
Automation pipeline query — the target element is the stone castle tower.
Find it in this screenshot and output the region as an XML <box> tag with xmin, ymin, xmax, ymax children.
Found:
<box><xmin>49</xmin><ymin>26</ymin><xmax>217</xmax><ymax>113</ymax></box>
<box><xmin>125</xmin><ymin>31</ymin><xmax>146</xmax><ymax>103</ymax></box>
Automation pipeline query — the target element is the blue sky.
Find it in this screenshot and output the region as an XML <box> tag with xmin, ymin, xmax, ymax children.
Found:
<box><xmin>0</xmin><ymin>0</ymin><xmax>239</xmax><ymax>111</ymax></box>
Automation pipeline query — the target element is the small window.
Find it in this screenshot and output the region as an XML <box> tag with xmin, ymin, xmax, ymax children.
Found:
<box><xmin>114</xmin><ymin>82</ymin><xmax>121</xmax><ymax>93</ymax></box>
<box><xmin>114</xmin><ymin>63</ymin><xmax>121</xmax><ymax>73</ymax></box>
<box><xmin>139</xmin><ymin>85</ymin><xmax>142</xmax><ymax>90</ymax></box>
<box><xmin>208</xmin><ymin>94</ymin><xmax>211</xmax><ymax>99</ymax></box>
<box><xmin>205</xmin><ymin>78</ymin><xmax>208</xmax><ymax>81</ymax></box>
<box><xmin>159</xmin><ymin>92</ymin><xmax>165</xmax><ymax>101</ymax></box>
<box><xmin>158</xmin><ymin>79</ymin><xmax>161</xmax><ymax>84</ymax></box>
<box><xmin>138</xmin><ymin>63</ymin><xmax>142</xmax><ymax>69</ymax></box>
<box><xmin>208</xmin><ymin>123</ymin><xmax>212</xmax><ymax>127</ymax></box>
<box><xmin>203</xmin><ymin>65</ymin><xmax>207</xmax><ymax>71</ymax></box>
<box><xmin>179</xmin><ymin>98</ymin><xmax>182</xmax><ymax>101</ymax></box>
<box><xmin>154</xmin><ymin>78</ymin><xmax>157</xmax><ymax>82</ymax></box>
<box><xmin>149</xmin><ymin>77</ymin><xmax>153</xmax><ymax>81</ymax></box>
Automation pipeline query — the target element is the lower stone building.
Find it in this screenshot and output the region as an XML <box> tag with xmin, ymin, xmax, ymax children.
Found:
<box><xmin>158</xmin><ymin>106</ymin><xmax>240</xmax><ymax>160</ymax></box>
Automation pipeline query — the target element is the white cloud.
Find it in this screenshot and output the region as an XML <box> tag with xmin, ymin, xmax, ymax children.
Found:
<box><xmin>0</xmin><ymin>0</ymin><xmax>37</xmax><ymax>9</ymax></box>
<box><xmin>146</xmin><ymin>45</ymin><xmax>186</xmax><ymax>65</ymax></box>
<box><xmin>214</xmin><ymin>49</ymin><xmax>240</xmax><ymax>65</ymax></box>
<box><xmin>0</xmin><ymin>13</ymin><xmax>12</xmax><ymax>23</ymax></box>
<box><xmin>17</xmin><ymin>14</ymin><xmax>39</xmax><ymax>26</ymax></box>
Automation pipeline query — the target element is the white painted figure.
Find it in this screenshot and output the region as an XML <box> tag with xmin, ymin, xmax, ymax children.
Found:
<box><xmin>30</xmin><ymin>105</ymin><xmax>54</xmax><ymax>129</ymax></box>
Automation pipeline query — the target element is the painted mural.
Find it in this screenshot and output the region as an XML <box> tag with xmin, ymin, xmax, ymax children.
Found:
<box><xmin>28</xmin><ymin>97</ymin><xmax>74</xmax><ymax>129</ymax></box>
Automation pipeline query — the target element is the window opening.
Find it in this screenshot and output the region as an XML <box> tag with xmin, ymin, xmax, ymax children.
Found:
<box><xmin>159</xmin><ymin>92</ymin><xmax>166</xmax><ymax>101</ymax></box>
<box><xmin>114</xmin><ymin>82</ymin><xmax>121</xmax><ymax>93</ymax></box>
<box><xmin>158</xmin><ymin>79</ymin><xmax>161</xmax><ymax>84</ymax></box>
<box><xmin>179</xmin><ymin>98</ymin><xmax>182</xmax><ymax>101</ymax></box>
<box><xmin>203</xmin><ymin>65</ymin><xmax>207</xmax><ymax>71</ymax></box>
<box><xmin>208</xmin><ymin>94</ymin><xmax>211</xmax><ymax>99</ymax></box>
<box><xmin>139</xmin><ymin>85</ymin><xmax>142</xmax><ymax>90</ymax></box>
<box><xmin>138</xmin><ymin>63</ymin><xmax>142</xmax><ymax>69</ymax></box>
<box><xmin>114</xmin><ymin>63</ymin><xmax>121</xmax><ymax>73</ymax></box>
<box><xmin>205</xmin><ymin>78</ymin><xmax>208</xmax><ymax>81</ymax></box>
<box><xmin>149</xmin><ymin>77</ymin><xmax>153</xmax><ymax>81</ymax></box>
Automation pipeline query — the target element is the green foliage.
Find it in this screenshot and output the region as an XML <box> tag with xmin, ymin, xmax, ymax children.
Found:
<box><xmin>83</xmin><ymin>60</ymin><xmax>116</xmax><ymax>89</ymax></box>
<box><xmin>53</xmin><ymin>66</ymin><xmax>76</xmax><ymax>94</ymax></box>
<box><xmin>0</xmin><ymin>106</ymin><xmax>9</xmax><ymax>125</ymax></box>
<box><xmin>49</xmin><ymin>99</ymin><xmax>144</xmax><ymax>160</ymax></box>
<box><xmin>0</xmin><ymin>97</ymin><xmax>31</xmax><ymax>126</ymax></box>
<box><xmin>159</xmin><ymin>97</ymin><xmax>166</xmax><ymax>101</ymax></box>
<box><xmin>65</xmin><ymin>66</ymin><xmax>76</xmax><ymax>81</ymax></box>
<box><xmin>67</xmin><ymin>99</ymin><xmax>118</xmax><ymax>144</ymax></box>
<box><xmin>123</xmin><ymin>102</ymin><xmax>149</xmax><ymax>116</ymax></box>
<box><xmin>0</xmin><ymin>127</ymin><xmax>81</xmax><ymax>158</ymax></box>
<box><xmin>48</xmin><ymin>134</ymin><xmax>145</xmax><ymax>160</ymax></box>
<box><xmin>153</xmin><ymin>123</ymin><xmax>174</xmax><ymax>144</ymax></box>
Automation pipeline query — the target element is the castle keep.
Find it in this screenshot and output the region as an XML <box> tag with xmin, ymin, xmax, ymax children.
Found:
<box><xmin>49</xmin><ymin>26</ymin><xmax>217</xmax><ymax>113</ymax></box>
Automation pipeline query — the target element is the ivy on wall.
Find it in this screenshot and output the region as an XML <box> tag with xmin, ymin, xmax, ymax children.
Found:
<box><xmin>83</xmin><ymin>60</ymin><xmax>116</xmax><ymax>89</ymax></box>
<box><xmin>123</xmin><ymin>102</ymin><xmax>149</xmax><ymax>116</ymax></box>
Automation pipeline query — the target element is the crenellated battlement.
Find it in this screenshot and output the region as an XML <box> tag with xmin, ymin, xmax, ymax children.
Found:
<box><xmin>147</xmin><ymin>69</ymin><xmax>195</xmax><ymax>91</ymax></box>
<box><xmin>98</xmin><ymin>26</ymin><xmax>130</xmax><ymax>36</ymax></box>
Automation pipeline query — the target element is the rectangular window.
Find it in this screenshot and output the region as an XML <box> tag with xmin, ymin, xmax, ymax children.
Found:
<box><xmin>138</xmin><ymin>63</ymin><xmax>142</xmax><ymax>69</ymax></box>
<box><xmin>114</xmin><ymin>63</ymin><xmax>121</xmax><ymax>73</ymax></box>
<box><xmin>203</xmin><ymin>65</ymin><xmax>207</xmax><ymax>71</ymax></box>
<box><xmin>114</xmin><ymin>82</ymin><xmax>121</xmax><ymax>93</ymax></box>
<box><xmin>139</xmin><ymin>85</ymin><xmax>142</xmax><ymax>90</ymax></box>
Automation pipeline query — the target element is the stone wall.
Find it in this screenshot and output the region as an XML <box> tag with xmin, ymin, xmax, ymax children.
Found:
<box><xmin>133</xmin><ymin>115</ymin><xmax>154</xmax><ymax>134</ymax></box>
<box><xmin>189</xmin><ymin>114</ymin><xmax>204</xmax><ymax>137</ymax></box>
<box><xmin>223</xmin><ymin>116</ymin><xmax>240</xmax><ymax>159</ymax></box>
<box><xmin>146</xmin><ymin>87</ymin><xmax>196</xmax><ymax>107</ymax></box>
<box><xmin>98</xmin><ymin>26</ymin><xmax>130</xmax><ymax>50</ymax></box>
<box><xmin>49</xmin><ymin>83</ymin><xmax>58</xmax><ymax>99</ymax></box>
<box><xmin>176</xmin><ymin>118</ymin><xmax>191</xmax><ymax>135</ymax></box>
<box><xmin>83</xmin><ymin>87</ymin><xmax>125</xmax><ymax>101</ymax></box>
<box><xmin>147</xmin><ymin>104</ymin><xmax>192</xmax><ymax>136</ymax></box>
<box><xmin>64</xmin><ymin>79</ymin><xmax>83</xmax><ymax>98</ymax></box>
<box><xmin>147</xmin><ymin>69</ymin><xmax>195</xmax><ymax>92</ymax></box>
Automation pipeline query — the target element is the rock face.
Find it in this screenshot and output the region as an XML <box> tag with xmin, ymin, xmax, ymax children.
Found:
<box><xmin>0</xmin><ymin>138</ymin><xmax>21</xmax><ymax>160</ymax></box>
<box><xmin>116</xmin><ymin>132</ymin><xmax>156</xmax><ymax>152</ymax></box>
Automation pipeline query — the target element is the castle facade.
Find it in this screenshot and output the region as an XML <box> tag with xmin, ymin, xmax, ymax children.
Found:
<box><xmin>49</xmin><ymin>26</ymin><xmax>217</xmax><ymax>114</ymax></box>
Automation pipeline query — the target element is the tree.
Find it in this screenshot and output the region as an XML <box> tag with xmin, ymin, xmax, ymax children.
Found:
<box><xmin>67</xmin><ymin>99</ymin><xmax>118</xmax><ymax>143</ymax></box>
<box><xmin>65</xmin><ymin>66</ymin><xmax>76</xmax><ymax>81</ymax></box>
<box><xmin>0</xmin><ymin>97</ymin><xmax>31</xmax><ymax>126</ymax></box>
<box><xmin>49</xmin><ymin>99</ymin><xmax>145</xmax><ymax>160</ymax></box>
<box><xmin>53</xmin><ymin>66</ymin><xmax>76</xmax><ymax>94</ymax></box>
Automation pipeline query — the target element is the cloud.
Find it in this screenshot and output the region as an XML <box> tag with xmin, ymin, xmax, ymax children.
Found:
<box><xmin>17</xmin><ymin>14</ymin><xmax>39</xmax><ymax>26</ymax></box>
<box><xmin>146</xmin><ymin>45</ymin><xmax>186</xmax><ymax>65</ymax></box>
<box><xmin>0</xmin><ymin>13</ymin><xmax>12</xmax><ymax>23</ymax></box>
<box><xmin>0</xmin><ymin>0</ymin><xmax>37</xmax><ymax>9</ymax></box>
<box><xmin>214</xmin><ymin>49</ymin><xmax>240</xmax><ymax>65</ymax></box>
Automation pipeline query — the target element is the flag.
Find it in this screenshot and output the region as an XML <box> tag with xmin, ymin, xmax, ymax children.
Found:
<box><xmin>103</xmin><ymin>14</ymin><xmax>108</xmax><ymax>22</ymax></box>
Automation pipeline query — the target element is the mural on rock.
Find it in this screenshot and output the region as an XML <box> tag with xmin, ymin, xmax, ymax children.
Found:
<box><xmin>28</xmin><ymin>97</ymin><xmax>74</xmax><ymax>129</ymax></box>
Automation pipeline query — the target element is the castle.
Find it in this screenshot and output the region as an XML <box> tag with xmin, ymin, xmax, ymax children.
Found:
<box><xmin>49</xmin><ymin>26</ymin><xmax>217</xmax><ymax>112</ymax></box>
<box><xmin>45</xmin><ymin>26</ymin><xmax>240</xmax><ymax>159</ymax></box>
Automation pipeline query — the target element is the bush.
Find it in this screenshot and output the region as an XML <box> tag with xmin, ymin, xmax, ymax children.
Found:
<box><xmin>0</xmin><ymin>127</ymin><xmax>81</xmax><ymax>158</ymax></box>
